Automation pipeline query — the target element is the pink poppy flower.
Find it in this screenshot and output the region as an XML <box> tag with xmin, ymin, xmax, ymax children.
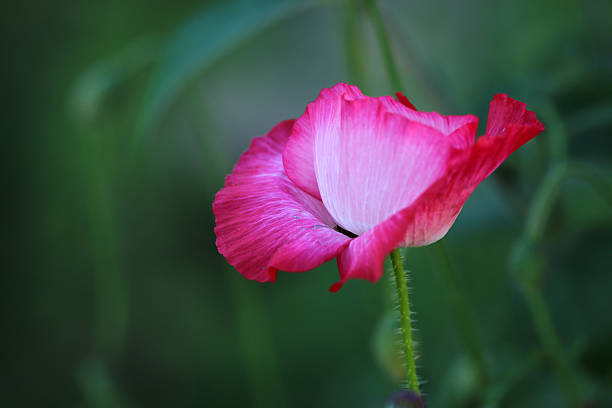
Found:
<box><xmin>213</xmin><ymin>83</ymin><xmax>544</xmax><ymax>292</ymax></box>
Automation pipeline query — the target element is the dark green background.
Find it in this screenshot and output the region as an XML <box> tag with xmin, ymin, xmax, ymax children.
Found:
<box><xmin>3</xmin><ymin>0</ymin><xmax>612</xmax><ymax>407</ymax></box>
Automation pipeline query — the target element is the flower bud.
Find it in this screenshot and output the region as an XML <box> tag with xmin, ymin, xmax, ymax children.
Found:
<box><xmin>386</xmin><ymin>390</ymin><xmax>426</xmax><ymax>408</ymax></box>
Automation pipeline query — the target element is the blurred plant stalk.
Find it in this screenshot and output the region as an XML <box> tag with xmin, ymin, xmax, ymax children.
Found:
<box><xmin>190</xmin><ymin>93</ymin><xmax>288</xmax><ymax>408</ymax></box>
<box><xmin>433</xmin><ymin>242</ymin><xmax>490</xmax><ymax>389</ymax></box>
<box><xmin>512</xmin><ymin>102</ymin><xmax>577</xmax><ymax>406</ymax></box>
<box><xmin>363</xmin><ymin>0</ymin><xmax>402</xmax><ymax>92</ymax></box>
<box><xmin>74</xmin><ymin>106</ymin><xmax>130</xmax><ymax>407</ymax></box>
<box><xmin>229</xmin><ymin>272</ymin><xmax>287</xmax><ymax>408</ymax></box>
<box><xmin>511</xmin><ymin>101</ymin><xmax>612</xmax><ymax>407</ymax></box>
<box><xmin>344</xmin><ymin>0</ymin><xmax>367</xmax><ymax>88</ymax></box>
<box><xmin>482</xmin><ymin>350</ymin><xmax>544</xmax><ymax>408</ymax></box>
<box><xmin>70</xmin><ymin>36</ymin><xmax>160</xmax><ymax>361</ymax></box>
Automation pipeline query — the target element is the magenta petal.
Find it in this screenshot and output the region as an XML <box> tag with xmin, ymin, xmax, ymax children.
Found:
<box><xmin>213</xmin><ymin>120</ymin><xmax>351</xmax><ymax>283</ymax></box>
<box><xmin>215</xmin><ymin>86</ymin><xmax>544</xmax><ymax>292</ymax></box>
<box><xmin>282</xmin><ymin>83</ymin><xmax>478</xmax><ymax>203</ymax></box>
<box><xmin>318</xmin><ymin>82</ymin><xmax>365</xmax><ymax>100</ymax></box>
<box><xmin>397</xmin><ymin>94</ymin><xmax>545</xmax><ymax>246</ymax></box>
<box><xmin>485</xmin><ymin>93</ymin><xmax>545</xmax><ymax>144</ymax></box>
<box><xmin>334</xmin><ymin>213</ymin><xmax>408</xmax><ymax>290</ymax></box>
<box><xmin>395</xmin><ymin>92</ymin><xmax>417</xmax><ymax>110</ymax></box>
<box><xmin>332</xmin><ymin>186</ymin><xmax>459</xmax><ymax>290</ymax></box>
<box><xmin>282</xmin><ymin>83</ymin><xmax>365</xmax><ymax>200</ymax></box>
<box><xmin>281</xmin><ymin>115</ymin><xmax>322</xmax><ymax>199</ymax></box>
<box><xmin>400</xmin><ymin>94</ymin><xmax>544</xmax><ymax>246</ymax></box>
<box><xmin>331</xmin><ymin>94</ymin><xmax>544</xmax><ymax>289</ymax></box>
<box><xmin>379</xmin><ymin>95</ymin><xmax>479</xmax><ymax>138</ymax></box>
<box><xmin>311</xmin><ymin>96</ymin><xmax>452</xmax><ymax>236</ymax></box>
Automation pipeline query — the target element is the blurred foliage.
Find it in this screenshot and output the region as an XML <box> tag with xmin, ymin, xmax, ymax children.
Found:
<box><xmin>138</xmin><ymin>0</ymin><xmax>321</xmax><ymax>137</ymax></box>
<box><xmin>3</xmin><ymin>0</ymin><xmax>612</xmax><ymax>407</ymax></box>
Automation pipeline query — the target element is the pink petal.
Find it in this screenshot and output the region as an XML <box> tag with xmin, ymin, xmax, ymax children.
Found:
<box><xmin>485</xmin><ymin>93</ymin><xmax>545</xmax><ymax>144</ymax></box>
<box><xmin>283</xmin><ymin>83</ymin><xmax>479</xmax><ymax>203</ymax></box>
<box><xmin>332</xmin><ymin>213</ymin><xmax>408</xmax><ymax>292</ymax></box>
<box><xmin>282</xmin><ymin>83</ymin><xmax>364</xmax><ymax>200</ymax></box>
<box><xmin>331</xmin><ymin>94</ymin><xmax>544</xmax><ymax>290</ymax></box>
<box><xmin>311</xmin><ymin>96</ymin><xmax>452</xmax><ymax>236</ymax></box>
<box><xmin>395</xmin><ymin>92</ymin><xmax>417</xmax><ymax>110</ymax></box>
<box><xmin>214</xmin><ymin>120</ymin><xmax>351</xmax><ymax>283</ymax></box>
<box><xmin>318</xmin><ymin>82</ymin><xmax>365</xmax><ymax>100</ymax></box>
<box><xmin>379</xmin><ymin>95</ymin><xmax>479</xmax><ymax>140</ymax></box>
<box><xmin>383</xmin><ymin>93</ymin><xmax>480</xmax><ymax>149</ymax></box>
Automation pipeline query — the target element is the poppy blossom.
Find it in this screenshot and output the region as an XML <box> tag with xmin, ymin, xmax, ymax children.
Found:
<box><xmin>213</xmin><ymin>83</ymin><xmax>544</xmax><ymax>291</ymax></box>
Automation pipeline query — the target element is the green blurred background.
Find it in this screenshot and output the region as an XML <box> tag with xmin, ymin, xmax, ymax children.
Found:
<box><xmin>3</xmin><ymin>0</ymin><xmax>612</xmax><ymax>407</ymax></box>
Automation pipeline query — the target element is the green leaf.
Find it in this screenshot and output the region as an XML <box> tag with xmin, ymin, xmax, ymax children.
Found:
<box><xmin>138</xmin><ymin>0</ymin><xmax>319</xmax><ymax>140</ymax></box>
<box><xmin>70</xmin><ymin>37</ymin><xmax>159</xmax><ymax>124</ymax></box>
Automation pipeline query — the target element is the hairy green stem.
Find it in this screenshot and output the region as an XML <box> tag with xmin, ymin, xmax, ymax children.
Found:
<box><xmin>364</xmin><ymin>0</ymin><xmax>402</xmax><ymax>92</ymax></box>
<box><xmin>390</xmin><ymin>249</ymin><xmax>420</xmax><ymax>393</ymax></box>
<box><xmin>433</xmin><ymin>242</ymin><xmax>490</xmax><ymax>387</ymax></box>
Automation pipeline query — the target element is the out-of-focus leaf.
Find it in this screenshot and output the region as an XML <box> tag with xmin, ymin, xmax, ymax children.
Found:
<box><xmin>77</xmin><ymin>358</ymin><xmax>130</xmax><ymax>408</ymax></box>
<box><xmin>567</xmin><ymin>101</ymin><xmax>612</xmax><ymax>135</ymax></box>
<box><xmin>138</xmin><ymin>0</ymin><xmax>319</xmax><ymax>139</ymax></box>
<box><xmin>70</xmin><ymin>37</ymin><xmax>159</xmax><ymax>124</ymax></box>
<box><xmin>372</xmin><ymin>311</ymin><xmax>403</xmax><ymax>382</ymax></box>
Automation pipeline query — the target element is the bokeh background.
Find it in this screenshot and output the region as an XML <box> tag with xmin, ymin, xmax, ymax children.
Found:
<box><xmin>4</xmin><ymin>0</ymin><xmax>612</xmax><ymax>407</ymax></box>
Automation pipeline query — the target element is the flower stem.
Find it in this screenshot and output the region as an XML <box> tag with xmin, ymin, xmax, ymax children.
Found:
<box><xmin>524</xmin><ymin>163</ymin><xmax>568</xmax><ymax>243</ymax></box>
<box><xmin>521</xmin><ymin>281</ymin><xmax>580</xmax><ymax>408</ymax></box>
<box><xmin>516</xmin><ymin>163</ymin><xmax>581</xmax><ymax>407</ymax></box>
<box><xmin>364</xmin><ymin>0</ymin><xmax>403</xmax><ymax>92</ymax></box>
<box><xmin>567</xmin><ymin>162</ymin><xmax>612</xmax><ymax>208</ymax></box>
<box><xmin>344</xmin><ymin>0</ymin><xmax>366</xmax><ymax>87</ymax></box>
<box><xmin>230</xmin><ymin>272</ymin><xmax>287</xmax><ymax>408</ymax></box>
<box><xmin>389</xmin><ymin>248</ymin><xmax>420</xmax><ymax>393</ymax></box>
<box><xmin>433</xmin><ymin>242</ymin><xmax>490</xmax><ymax>387</ymax></box>
<box><xmin>482</xmin><ymin>350</ymin><xmax>543</xmax><ymax>408</ymax></box>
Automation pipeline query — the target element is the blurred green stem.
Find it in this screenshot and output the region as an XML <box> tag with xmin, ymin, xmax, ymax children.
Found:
<box><xmin>517</xmin><ymin>157</ymin><xmax>612</xmax><ymax>407</ymax></box>
<box><xmin>567</xmin><ymin>100</ymin><xmax>612</xmax><ymax>136</ymax></box>
<box><xmin>77</xmin><ymin>122</ymin><xmax>128</xmax><ymax>407</ymax></box>
<box><xmin>390</xmin><ymin>249</ymin><xmax>420</xmax><ymax>393</ymax></box>
<box><xmin>526</xmin><ymin>162</ymin><xmax>612</xmax><ymax>243</ymax></box>
<box><xmin>514</xmin><ymin>100</ymin><xmax>612</xmax><ymax>406</ymax></box>
<box><xmin>197</xmin><ymin>94</ymin><xmax>286</xmax><ymax>408</ymax></box>
<box><xmin>524</xmin><ymin>164</ymin><xmax>568</xmax><ymax>242</ymax></box>
<box><xmin>540</xmin><ymin>101</ymin><xmax>569</xmax><ymax>165</ymax></box>
<box><xmin>518</xmin><ymin>163</ymin><xmax>580</xmax><ymax>407</ymax></box>
<box><xmin>80</xmin><ymin>131</ymin><xmax>128</xmax><ymax>357</ymax></box>
<box><xmin>229</xmin><ymin>273</ymin><xmax>287</xmax><ymax>408</ymax></box>
<box><xmin>344</xmin><ymin>0</ymin><xmax>366</xmax><ymax>87</ymax></box>
<box><xmin>566</xmin><ymin>162</ymin><xmax>612</xmax><ymax>208</ymax></box>
<box><xmin>521</xmin><ymin>280</ymin><xmax>579</xmax><ymax>408</ymax></box>
<box><xmin>482</xmin><ymin>351</ymin><xmax>543</xmax><ymax>408</ymax></box>
<box><xmin>364</xmin><ymin>0</ymin><xmax>402</xmax><ymax>91</ymax></box>
<box><xmin>432</xmin><ymin>242</ymin><xmax>490</xmax><ymax>387</ymax></box>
